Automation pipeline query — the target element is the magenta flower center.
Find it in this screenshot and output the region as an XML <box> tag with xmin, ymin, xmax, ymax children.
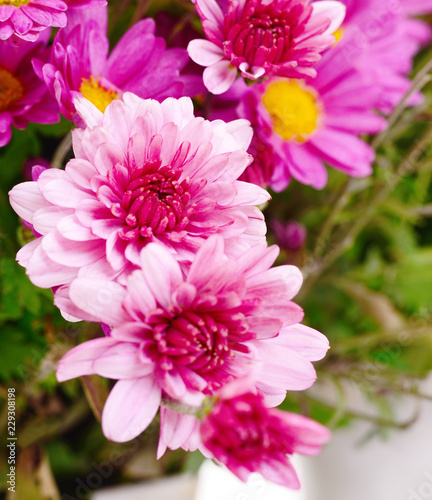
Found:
<box><xmin>106</xmin><ymin>160</ymin><xmax>194</xmax><ymax>242</ymax></box>
<box><xmin>145</xmin><ymin>307</ymin><xmax>255</xmax><ymax>393</ymax></box>
<box><xmin>202</xmin><ymin>394</ymin><xmax>295</xmax><ymax>463</ymax></box>
<box><xmin>223</xmin><ymin>0</ymin><xmax>310</xmax><ymax>68</ymax></box>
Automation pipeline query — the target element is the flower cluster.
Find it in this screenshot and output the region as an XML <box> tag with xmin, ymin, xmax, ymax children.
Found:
<box><xmin>4</xmin><ymin>0</ymin><xmax>432</xmax><ymax>491</ymax></box>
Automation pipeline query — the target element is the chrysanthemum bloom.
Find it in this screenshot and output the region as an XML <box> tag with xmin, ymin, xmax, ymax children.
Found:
<box><xmin>33</xmin><ymin>7</ymin><xmax>200</xmax><ymax>124</ymax></box>
<box><xmin>237</xmin><ymin>41</ymin><xmax>387</xmax><ymax>190</ymax></box>
<box><xmin>9</xmin><ymin>94</ymin><xmax>269</xmax><ymax>298</ymax></box>
<box><xmin>200</xmin><ymin>385</ymin><xmax>331</xmax><ymax>489</ymax></box>
<box><xmin>187</xmin><ymin>0</ymin><xmax>346</xmax><ymax>94</ymax></box>
<box><xmin>0</xmin><ymin>35</ymin><xmax>59</xmax><ymax>147</ymax></box>
<box><xmin>322</xmin><ymin>0</ymin><xmax>432</xmax><ymax>113</ymax></box>
<box><xmin>56</xmin><ymin>237</ymin><xmax>329</xmax><ymax>442</ymax></box>
<box><xmin>0</xmin><ymin>0</ymin><xmax>105</xmax><ymax>42</ymax></box>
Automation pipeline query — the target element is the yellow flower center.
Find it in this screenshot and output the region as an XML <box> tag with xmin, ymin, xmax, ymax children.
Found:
<box><xmin>333</xmin><ymin>27</ymin><xmax>344</xmax><ymax>44</ymax></box>
<box><xmin>0</xmin><ymin>68</ymin><xmax>24</xmax><ymax>111</ymax></box>
<box><xmin>79</xmin><ymin>76</ymin><xmax>118</xmax><ymax>113</ymax></box>
<box><xmin>262</xmin><ymin>80</ymin><xmax>320</xmax><ymax>142</ymax></box>
<box><xmin>0</xmin><ymin>0</ymin><xmax>30</xmax><ymax>5</ymax></box>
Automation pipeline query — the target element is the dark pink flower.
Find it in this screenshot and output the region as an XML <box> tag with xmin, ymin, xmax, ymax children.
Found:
<box><xmin>0</xmin><ymin>35</ymin><xmax>59</xmax><ymax>147</ymax></box>
<box><xmin>324</xmin><ymin>0</ymin><xmax>432</xmax><ymax>113</ymax></box>
<box><xmin>272</xmin><ymin>220</ymin><xmax>306</xmax><ymax>251</ymax></box>
<box><xmin>200</xmin><ymin>387</ymin><xmax>330</xmax><ymax>488</ymax></box>
<box><xmin>33</xmin><ymin>7</ymin><xmax>200</xmax><ymax>123</ymax></box>
<box><xmin>0</xmin><ymin>0</ymin><xmax>105</xmax><ymax>43</ymax></box>
<box><xmin>188</xmin><ymin>0</ymin><xmax>346</xmax><ymax>94</ymax></box>
<box><xmin>56</xmin><ymin>237</ymin><xmax>329</xmax><ymax>442</ymax></box>
<box><xmin>237</xmin><ymin>41</ymin><xmax>387</xmax><ymax>190</ymax></box>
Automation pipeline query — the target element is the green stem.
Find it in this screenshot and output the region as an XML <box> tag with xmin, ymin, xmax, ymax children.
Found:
<box><xmin>51</xmin><ymin>132</ymin><xmax>72</xmax><ymax>169</ymax></box>
<box><xmin>300</xmin><ymin>124</ymin><xmax>432</xmax><ymax>296</ymax></box>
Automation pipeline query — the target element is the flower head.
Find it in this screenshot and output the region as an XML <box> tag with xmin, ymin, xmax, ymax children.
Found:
<box><xmin>55</xmin><ymin>237</ymin><xmax>329</xmax><ymax>442</ymax></box>
<box><xmin>237</xmin><ymin>42</ymin><xmax>387</xmax><ymax>190</ymax></box>
<box><xmin>0</xmin><ymin>35</ymin><xmax>59</xmax><ymax>146</ymax></box>
<box><xmin>9</xmin><ymin>94</ymin><xmax>269</xmax><ymax>297</ymax></box>
<box><xmin>34</xmin><ymin>7</ymin><xmax>200</xmax><ymax>123</ymax></box>
<box><xmin>0</xmin><ymin>0</ymin><xmax>105</xmax><ymax>42</ymax></box>
<box><xmin>324</xmin><ymin>0</ymin><xmax>432</xmax><ymax>113</ymax></box>
<box><xmin>187</xmin><ymin>0</ymin><xmax>346</xmax><ymax>94</ymax></box>
<box><xmin>200</xmin><ymin>385</ymin><xmax>331</xmax><ymax>489</ymax></box>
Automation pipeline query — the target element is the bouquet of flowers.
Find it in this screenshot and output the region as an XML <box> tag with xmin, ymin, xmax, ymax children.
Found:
<box><xmin>1</xmin><ymin>0</ymin><xmax>432</xmax><ymax>497</ymax></box>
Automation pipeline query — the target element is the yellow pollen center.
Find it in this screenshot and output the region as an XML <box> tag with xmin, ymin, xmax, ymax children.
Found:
<box><xmin>0</xmin><ymin>0</ymin><xmax>30</xmax><ymax>5</ymax></box>
<box><xmin>79</xmin><ymin>76</ymin><xmax>118</xmax><ymax>113</ymax></box>
<box><xmin>262</xmin><ymin>80</ymin><xmax>320</xmax><ymax>142</ymax></box>
<box><xmin>0</xmin><ymin>68</ymin><xmax>24</xmax><ymax>111</ymax></box>
<box><xmin>333</xmin><ymin>27</ymin><xmax>344</xmax><ymax>44</ymax></box>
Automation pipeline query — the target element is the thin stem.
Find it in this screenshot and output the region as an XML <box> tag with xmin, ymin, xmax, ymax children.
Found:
<box><xmin>301</xmin><ymin>124</ymin><xmax>432</xmax><ymax>294</ymax></box>
<box><xmin>372</xmin><ymin>51</ymin><xmax>432</xmax><ymax>150</ymax></box>
<box><xmin>51</xmin><ymin>132</ymin><xmax>72</xmax><ymax>169</ymax></box>
<box><xmin>130</xmin><ymin>0</ymin><xmax>153</xmax><ymax>26</ymax></box>
<box><xmin>305</xmin><ymin>392</ymin><xmax>419</xmax><ymax>430</ymax></box>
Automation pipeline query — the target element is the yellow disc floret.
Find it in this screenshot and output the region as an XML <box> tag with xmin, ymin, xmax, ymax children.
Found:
<box><xmin>79</xmin><ymin>76</ymin><xmax>118</xmax><ymax>113</ymax></box>
<box><xmin>333</xmin><ymin>27</ymin><xmax>344</xmax><ymax>44</ymax></box>
<box><xmin>262</xmin><ymin>79</ymin><xmax>320</xmax><ymax>142</ymax></box>
<box><xmin>0</xmin><ymin>68</ymin><xmax>24</xmax><ymax>111</ymax></box>
<box><xmin>0</xmin><ymin>0</ymin><xmax>30</xmax><ymax>5</ymax></box>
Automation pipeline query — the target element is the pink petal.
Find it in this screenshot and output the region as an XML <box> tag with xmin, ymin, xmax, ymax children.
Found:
<box><xmin>187</xmin><ymin>39</ymin><xmax>224</xmax><ymax>66</ymax></box>
<box><xmin>139</xmin><ymin>243</ymin><xmax>182</xmax><ymax>309</ymax></box>
<box><xmin>102</xmin><ymin>377</ymin><xmax>161</xmax><ymax>442</ymax></box>
<box><xmin>203</xmin><ymin>60</ymin><xmax>237</xmax><ymax>95</ymax></box>
<box><xmin>69</xmin><ymin>278</ymin><xmax>130</xmax><ymax>325</ymax></box>
<box><xmin>57</xmin><ymin>337</ymin><xmax>120</xmax><ymax>382</ymax></box>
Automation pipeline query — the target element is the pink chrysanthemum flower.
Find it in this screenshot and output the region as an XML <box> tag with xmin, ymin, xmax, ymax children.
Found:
<box><xmin>0</xmin><ymin>0</ymin><xmax>105</xmax><ymax>42</ymax></box>
<box><xmin>9</xmin><ymin>94</ymin><xmax>269</xmax><ymax>297</ymax></box>
<box><xmin>200</xmin><ymin>384</ymin><xmax>331</xmax><ymax>489</ymax></box>
<box><xmin>237</xmin><ymin>42</ymin><xmax>387</xmax><ymax>190</ymax></box>
<box><xmin>33</xmin><ymin>7</ymin><xmax>200</xmax><ymax>123</ymax></box>
<box><xmin>322</xmin><ymin>0</ymin><xmax>432</xmax><ymax>113</ymax></box>
<box><xmin>187</xmin><ymin>0</ymin><xmax>346</xmax><ymax>94</ymax></box>
<box><xmin>0</xmin><ymin>35</ymin><xmax>58</xmax><ymax>147</ymax></box>
<box><xmin>56</xmin><ymin>237</ymin><xmax>329</xmax><ymax>442</ymax></box>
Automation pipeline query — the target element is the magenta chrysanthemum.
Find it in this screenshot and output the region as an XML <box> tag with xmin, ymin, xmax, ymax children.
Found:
<box><xmin>55</xmin><ymin>237</ymin><xmax>329</xmax><ymax>442</ymax></box>
<box><xmin>237</xmin><ymin>41</ymin><xmax>387</xmax><ymax>190</ymax></box>
<box><xmin>187</xmin><ymin>0</ymin><xmax>346</xmax><ymax>94</ymax></box>
<box><xmin>9</xmin><ymin>94</ymin><xmax>270</xmax><ymax>300</ymax></box>
<box><xmin>0</xmin><ymin>0</ymin><xmax>105</xmax><ymax>42</ymax></box>
<box><xmin>322</xmin><ymin>0</ymin><xmax>432</xmax><ymax>113</ymax></box>
<box><xmin>200</xmin><ymin>386</ymin><xmax>331</xmax><ymax>489</ymax></box>
<box><xmin>0</xmin><ymin>35</ymin><xmax>58</xmax><ymax>147</ymax></box>
<box><xmin>33</xmin><ymin>7</ymin><xmax>200</xmax><ymax>123</ymax></box>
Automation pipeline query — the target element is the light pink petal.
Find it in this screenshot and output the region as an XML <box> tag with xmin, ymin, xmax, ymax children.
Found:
<box><xmin>9</xmin><ymin>182</ymin><xmax>47</xmax><ymax>224</ymax></box>
<box><xmin>139</xmin><ymin>243</ymin><xmax>182</xmax><ymax>309</ymax></box>
<box><xmin>69</xmin><ymin>278</ymin><xmax>130</xmax><ymax>325</ymax></box>
<box><xmin>246</xmin><ymin>265</ymin><xmax>303</xmax><ymax>301</ymax></box>
<box><xmin>74</xmin><ymin>94</ymin><xmax>104</xmax><ymax>128</ymax></box>
<box><xmin>93</xmin><ymin>343</ymin><xmax>154</xmax><ymax>379</ymax></box>
<box><xmin>158</xmin><ymin>408</ymin><xmax>199</xmax><ymax>459</ymax></box>
<box><xmin>102</xmin><ymin>377</ymin><xmax>161</xmax><ymax>442</ymax></box>
<box><xmin>203</xmin><ymin>60</ymin><xmax>237</xmax><ymax>95</ymax></box>
<box><xmin>57</xmin><ymin>337</ymin><xmax>119</xmax><ymax>382</ymax></box>
<box><xmin>187</xmin><ymin>39</ymin><xmax>225</xmax><ymax>66</ymax></box>
<box><xmin>277</xmin><ymin>324</ymin><xmax>329</xmax><ymax>362</ymax></box>
<box><xmin>311</xmin><ymin>1</ymin><xmax>346</xmax><ymax>36</ymax></box>
<box><xmin>257</xmin><ymin>342</ymin><xmax>317</xmax><ymax>391</ymax></box>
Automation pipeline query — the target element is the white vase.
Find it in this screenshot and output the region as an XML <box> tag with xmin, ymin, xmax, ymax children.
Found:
<box><xmin>299</xmin><ymin>377</ymin><xmax>432</xmax><ymax>500</ymax></box>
